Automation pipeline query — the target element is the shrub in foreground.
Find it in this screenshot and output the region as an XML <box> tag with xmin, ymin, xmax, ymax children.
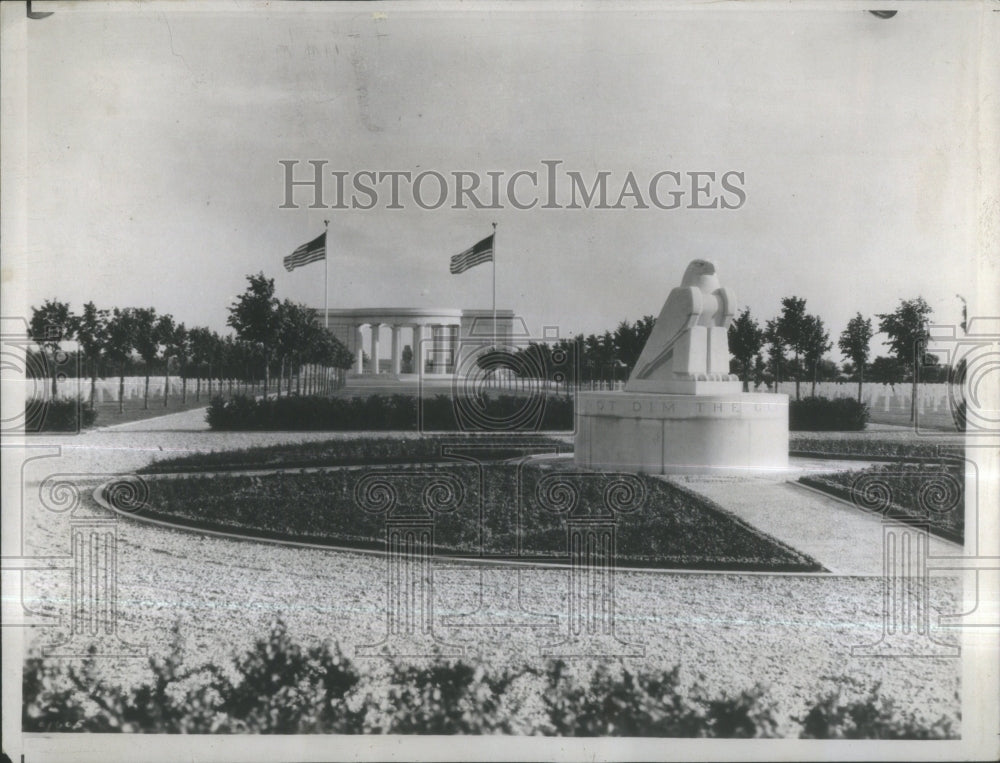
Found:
<box><xmin>797</xmin><ymin>679</ymin><xmax>958</xmax><ymax>739</ymax></box>
<box><xmin>23</xmin><ymin>398</ymin><xmax>97</xmax><ymax>432</ymax></box>
<box><xmin>23</xmin><ymin>620</ymin><xmax>957</xmax><ymax>738</ymax></box>
<box><xmin>789</xmin><ymin>396</ymin><xmax>868</xmax><ymax>431</ymax></box>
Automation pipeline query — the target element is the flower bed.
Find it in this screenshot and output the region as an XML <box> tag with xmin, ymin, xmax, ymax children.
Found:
<box><xmin>113</xmin><ymin>464</ymin><xmax>823</xmax><ymax>571</ymax></box>
<box><xmin>139</xmin><ymin>434</ymin><xmax>571</xmax><ymax>474</ymax></box>
<box><xmin>789</xmin><ymin>432</ymin><xmax>963</xmax><ymax>461</ymax></box>
<box><xmin>800</xmin><ymin>462</ymin><xmax>964</xmax><ymax>542</ymax></box>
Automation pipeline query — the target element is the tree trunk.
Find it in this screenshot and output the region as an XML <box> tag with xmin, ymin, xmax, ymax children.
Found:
<box><xmin>181</xmin><ymin>371</ymin><xmax>187</xmax><ymax>404</ymax></box>
<box><xmin>207</xmin><ymin>363</ymin><xmax>213</xmax><ymax>398</ymax></box>
<box><xmin>118</xmin><ymin>366</ymin><xmax>125</xmax><ymax>414</ymax></box>
<box><xmin>857</xmin><ymin>368</ymin><xmax>863</xmax><ymax>404</ymax></box>
<box><xmin>195</xmin><ymin>374</ymin><xmax>201</xmax><ymax>402</ymax></box>
<box><xmin>143</xmin><ymin>373</ymin><xmax>150</xmax><ymax>410</ymax></box>
<box><xmin>89</xmin><ymin>357</ymin><xmax>97</xmax><ymax>408</ymax></box>
<box><xmin>164</xmin><ymin>367</ymin><xmax>170</xmax><ymax>407</ymax></box>
<box><xmin>794</xmin><ymin>352</ymin><xmax>800</xmax><ymax>400</ymax></box>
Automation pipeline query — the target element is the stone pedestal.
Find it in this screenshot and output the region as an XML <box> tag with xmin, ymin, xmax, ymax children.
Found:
<box><xmin>574</xmin><ymin>391</ymin><xmax>789</xmax><ymax>475</ymax></box>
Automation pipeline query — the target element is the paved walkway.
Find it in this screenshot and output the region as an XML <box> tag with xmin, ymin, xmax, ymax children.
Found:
<box><xmin>667</xmin><ymin>465</ymin><xmax>963</xmax><ymax>576</ymax></box>
<box><xmin>94</xmin><ymin>405</ymin><xmax>212</xmax><ymax>432</ymax></box>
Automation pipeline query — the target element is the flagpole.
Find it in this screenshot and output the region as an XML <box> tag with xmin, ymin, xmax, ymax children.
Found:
<box><xmin>491</xmin><ymin>222</ymin><xmax>497</xmax><ymax>347</ymax></box>
<box><xmin>323</xmin><ymin>219</ymin><xmax>329</xmax><ymax>330</ymax></box>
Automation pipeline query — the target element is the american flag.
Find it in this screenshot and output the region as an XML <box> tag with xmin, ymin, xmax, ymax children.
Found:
<box><xmin>449</xmin><ymin>233</ymin><xmax>494</xmax><ymax>274</ymax></box>
<box><xmin>283</xmin><ymin>231</ymin><xmax>326</xmax><ymax>272</ymax></box>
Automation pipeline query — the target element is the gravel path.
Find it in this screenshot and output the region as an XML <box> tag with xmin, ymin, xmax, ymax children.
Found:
<box><xmin>12</xmin><ymin>413</ymin><xmax>962</xmax><ymax>735</ymax></box>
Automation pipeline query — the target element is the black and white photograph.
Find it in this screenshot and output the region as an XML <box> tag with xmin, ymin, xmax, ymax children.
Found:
<box><xmin>1</xmin><ymin>1</ymin><xmax>998</xmax><ymax>761</ymax></box>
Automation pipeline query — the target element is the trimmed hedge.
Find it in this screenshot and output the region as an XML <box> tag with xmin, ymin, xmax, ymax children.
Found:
<box><xmin>22</xmin><ymin>619</ymin><xmax>957</xmax><ymax>737</ymax></box>
<box><xmin>23</xmin><ymin>398</ymin><xmax>97</xmax><ymax>432</ymax></box>
<box><xmin>206</xmin><ymin>393</ymin><xmax>575</xmax><ymax>432</ymax></box>
<box><xmin>140</xmin><ymin>434</ymin><xmax>571</xmax><ymax>474</ymax></box>
<box><xmin>789</xmin><ymin>397</ymin><xmax>868</xmax><ymax>431</ymax></box>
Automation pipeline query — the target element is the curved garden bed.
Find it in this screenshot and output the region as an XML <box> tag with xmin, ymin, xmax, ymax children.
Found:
<box><xmin>105</xmin><ymin>463</ymin><xmax>824</xmax><ymax>572</ymax></box>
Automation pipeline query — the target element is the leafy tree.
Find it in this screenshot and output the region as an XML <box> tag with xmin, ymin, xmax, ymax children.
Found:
<box><xmin>802</xmin><ymin>315</ymin><xmax>832</xmax><ymax>397</ymax></box>
<box><xmin>776</xmin><ymin>297</ymin><xmax>809</xmax><ymax>400</ymax></box>
<box><xmin>187</xmin><ymin>327</ymin><xmax>216</xmax><ymax>401</ymax></box>
<box><xmin>763</xmin><ymin>319</ymin><xmax>786</xmax><ymax>387</ymax></box>
<box><xmin>155</xmin><ymin>314</ymin><xmax>176</xmax><ymax>407</ymax></box>
<box><xmin>104</xmin><ymin>308</ymin><xmax>136</xmax><ymax>414</ymax></box>
<box><xmin>227</xmin><ymin>273</ymin><xmax>280</xmax><ymax>397</ymax></box>
<box><xmin>752</xmin><ymin>353</ymin><xmax>768</xmax><ymax>390</ymax></box>
<box><xmin>612</xmin><ymin>315</ymin><xmax>656</xmax><ymax>371</ymax></box>
<box><xmin>869</xmin><ymin>356</ymin><xmax>904</xmax><ymax>385</ymax></box>
<box><xmin>728</xmin><ymin>308</ymin><xmax>765</xmax><ymax>392</ymax></box>
<box><xmin>838</xmin><ymin>313</ymin><xmax>874</xmax><ymax>403</ymax></box>
<box><xmin>29</xmin><ymin>299</ymin><xmax>75</xmax><ymax>398</ymax></box>
<box><xmin>130</xmin><ymin>308</ymin><xmax>161</xmax><ymax>410</ymax></box>
<box><xmin>877</xmin><ymin>297</ymin><xmax>933</xmax><ymax>422</ymax></box>
<box><xmin>165</xmin><ymin>323</ymin><xmax>190</xmax><ymax>404</ymax></box>
<box><xmin>70</xmin><ymin>302</ymin><xmax>109</xmax><ymax>407</ymax></box>
<box><xmin>814</xmin><ymin>358</ymin><xmax>842</xmax><ymax>382</ymax></box>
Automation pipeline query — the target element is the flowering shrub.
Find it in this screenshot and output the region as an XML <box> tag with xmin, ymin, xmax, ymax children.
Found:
<box><xmin>797</xmin><ymin>678</ymin><xmax>958</xmax><ymax>739</ymax></box>
<box><xmin>23</xmin><ymin>620</ymin><xmax>958</xmax><ymax>738</ymax></box>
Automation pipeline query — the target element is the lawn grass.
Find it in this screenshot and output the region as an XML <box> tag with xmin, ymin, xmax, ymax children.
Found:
<box><xmin>113</xmin><ymin>463</ymin><xmax>823</xmax><ymax>572</ymax></box>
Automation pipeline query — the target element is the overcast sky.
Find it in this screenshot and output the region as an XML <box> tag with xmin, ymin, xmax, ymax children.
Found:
<box><xmin>17</xmin><ymin>1</ymin><xmax>987</xmax><ymax>360</ymax></box>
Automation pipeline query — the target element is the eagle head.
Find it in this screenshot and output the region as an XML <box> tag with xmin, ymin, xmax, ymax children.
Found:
<box><xmin>681</xmin><ymin>259</ymin><xmax>718</xmax><ymax>287</ymax></box>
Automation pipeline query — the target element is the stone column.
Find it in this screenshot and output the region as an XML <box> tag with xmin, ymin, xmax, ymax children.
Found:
<box><xmin>448</xmin><ymin>323</ymin><xmax>460</xmax><ymax>374</ymax></box>
<box><xmin>355</xmin><ymin>325</ymin><xmax>365</xmax><ymax>374</ymax></box>
<box><xmin>391</xmin><ymin>325</ymin><xmax>401</xmax><ymax>375</ymax></box>
<box><xmin>413</xmin><ymin>324</ymin><xmax>426</xmax><ymax>378</ymax></box>
<box><xmin>430</xmin><ymin>324</ymin><xmax>443</xmax><ymax>374</ymax></box>
<box><xmin>370</xmin><ymin>323</ymin><xmax>381</xmax><ymax>375</ymax></box>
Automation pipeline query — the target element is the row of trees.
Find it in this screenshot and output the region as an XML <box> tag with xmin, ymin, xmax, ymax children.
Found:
<box><xmin>29</xmin><ymin>273</ymin><xmax>354</xmax><ymax>413</ymax></box>
<box><xmin>728</xmin><ymin>296</ymin><xmax>940</xmax><ymax>422</ymax></box>
<box><xmin>497</xmin><ymin>295</ymin><xmax>944</xmax><ymax>425</ymax></box>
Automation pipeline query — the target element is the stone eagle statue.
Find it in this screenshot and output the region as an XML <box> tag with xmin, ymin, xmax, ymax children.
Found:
<box><xmin>624</xmin><ymin>259</ymin><xmax>740</xmax><ymax>394</ymax></box>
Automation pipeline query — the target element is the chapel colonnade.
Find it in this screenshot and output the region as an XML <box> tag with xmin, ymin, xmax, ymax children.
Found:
<box><xmin>320</xmin><ymin>308</ymin><xmax>514</xmax><ymax>378</ymax></box>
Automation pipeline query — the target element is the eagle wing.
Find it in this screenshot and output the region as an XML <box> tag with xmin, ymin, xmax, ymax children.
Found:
<box><xmin>714</xmin><ymin>286</ymin><xmax>737</xmax><ymax>327</ymax></box>
<box><xmin>629</xmin><ymin>286</ymin><xmax>702</xmax><ymax>381</ymax></box>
